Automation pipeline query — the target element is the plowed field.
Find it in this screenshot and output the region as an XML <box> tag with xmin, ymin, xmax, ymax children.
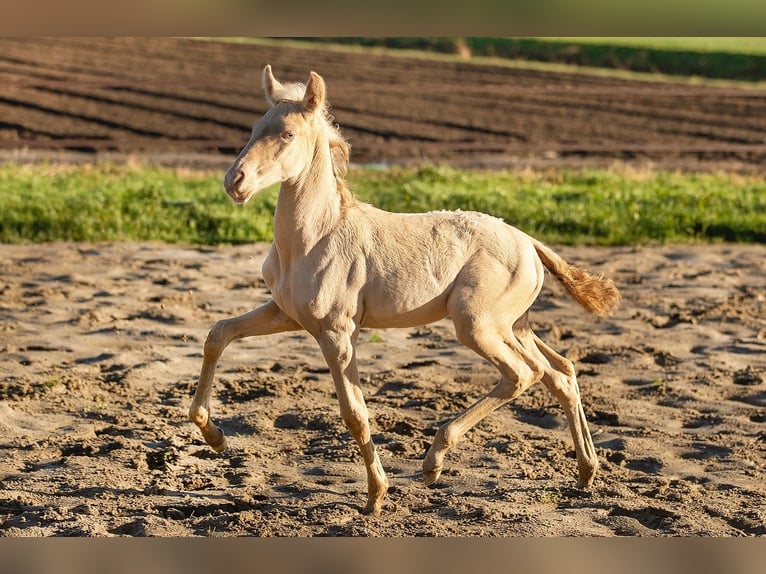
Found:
<box><xmin>2</xmin><ymin>37</ymin><xmax>765</xmax><ymax>170</ymax></box>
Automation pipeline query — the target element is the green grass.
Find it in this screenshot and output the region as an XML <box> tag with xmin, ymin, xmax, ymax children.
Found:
<box><xmin>469</xmin><ymin>37</ymin><xmax>766</xmax><ymax>82</ymax></box>
<box><xmin>0</xmin><ymin>164</ymin><xmax>277</xmax><ymax>245</ymax></box>
<box><xmin>546</xmin><ymin>38</ymin><xmax>766</xmax><ymax>56</ymax></box>
<box><xmin>285</xmin><ymin>37</ymin><xmax>766</xmax><ymax>82</ymax></box>
<box><xmin>258</xmin><ymin>36</ymin><xmax>766</xmax><ymax>57</ymax></box>
<box><xmin>354</xmin><ymin>166</ymin><xmax>766</xmax><ymax>245</ymax></box>
<box><xmin>1</xmin><ymin>163</ymin><xmax>764</xmax><ymax>246</ymax></box>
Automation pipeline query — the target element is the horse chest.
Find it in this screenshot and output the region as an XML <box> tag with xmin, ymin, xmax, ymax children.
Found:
<box><xmin>263</xmin><ymin>247</ymin><xmax>360</xmax><ymax>327</ymax></box>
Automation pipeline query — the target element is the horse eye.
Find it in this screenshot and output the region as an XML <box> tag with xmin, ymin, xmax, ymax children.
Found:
<box><xmin>282</xmin><ymin>131</ymin><xmax>295</xmax><ymax>141</ymax></box>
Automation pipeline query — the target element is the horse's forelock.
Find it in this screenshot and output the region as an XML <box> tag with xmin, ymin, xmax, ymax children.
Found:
<box><xmin>269</xmin><ymin>81</ymin><xmax>307</xmax><ymax>105</ymax></box>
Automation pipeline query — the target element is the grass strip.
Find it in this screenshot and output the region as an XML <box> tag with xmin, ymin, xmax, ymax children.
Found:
<box><xmin>302</xmin><ymin>37</ymin><xmax>766</xmax><ymax>82</ymax></box>
<box><xmin>1</xmin><ymin>163</ymin><xmax>763</xmax><ymax>246</ymax></box>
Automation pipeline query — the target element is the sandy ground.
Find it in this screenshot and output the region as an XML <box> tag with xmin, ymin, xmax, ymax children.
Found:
<box><xmin>0</xmin><ymin>240</ymin><xmax>764</xmax><ymax>536</ymax></box>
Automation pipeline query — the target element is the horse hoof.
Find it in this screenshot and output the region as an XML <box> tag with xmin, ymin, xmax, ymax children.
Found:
<box><xmin>210</xmin><ymin>435</ymin><xmax>228</xmax><ymax>453</ymax></box>
<box><xmin>203</xmin><ymin>427</ymin><xmax>228</xmax><ymax>452</ymax></box>
<box><xmin>361</xmin><ymin>499</ymin><xmax>383</xmax><ymax>517</ymax></box>
<box><xmin>422</xmin><ymin>467</ymin><xmax>442</xmax><ymax>487</ymax></box>
<box><xmin>576</xmin><ymin>474</ymin><xmax>595</xmax><ymax>489</ymax></box>
<box><xmin>576</xmin><ymin>461</ymin><xmax>598</xmax><ymax>489</ymax></box>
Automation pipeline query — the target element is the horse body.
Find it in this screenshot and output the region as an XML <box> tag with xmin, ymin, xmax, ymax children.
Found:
<box><xmin>189</xmin><ymin>65</ymin><xmax>621</xmax><ymax>516</ymax></box>
<box><xmin>266</xmin><ymin>201</ymin><xmax>540</xmax><ymax>332</ymax></box>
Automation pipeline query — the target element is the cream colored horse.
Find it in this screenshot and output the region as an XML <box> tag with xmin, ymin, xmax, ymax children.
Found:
<box><xmin>189</xmin><ymin>66</ymin><xmax>621</xmax><ymax>516</ymax></box>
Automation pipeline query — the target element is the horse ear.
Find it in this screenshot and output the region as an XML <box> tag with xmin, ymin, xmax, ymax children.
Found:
<box><xmin>262</xmin><ymin>65</ymin><xmax>283</xmax><ymax>107</ymax></box>
<box><xmin>303</xmin><ymin>71</ymin><xmax>326</xmax><ymax>113</ymax></box>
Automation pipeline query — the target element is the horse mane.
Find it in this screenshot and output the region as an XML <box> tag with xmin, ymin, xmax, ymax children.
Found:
<box><xmin>269</xmin><ymin>81</ymin><xmax>353</xmax><ymax>206</ymax></box>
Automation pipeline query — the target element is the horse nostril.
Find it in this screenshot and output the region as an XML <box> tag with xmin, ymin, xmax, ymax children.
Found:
<box><xmin>225</xmin><ymin>168</ymin><xmax>245</xmax><ymax>193</ymax></box>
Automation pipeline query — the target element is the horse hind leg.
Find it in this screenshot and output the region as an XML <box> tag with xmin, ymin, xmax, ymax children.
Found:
<box><xmin>522</xmin><ymin>330</ymin><xmax>599</xmax><ymax>488</ymax></box>
<box><xmin>422</xmin><ymin>325</ymin><xmax>545</xmax><ymax>486</ymax></box>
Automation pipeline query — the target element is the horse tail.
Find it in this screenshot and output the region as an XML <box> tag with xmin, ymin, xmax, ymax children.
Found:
<box><xmin>532</xmin><ymin>239</ymin><xmax>621</xmax><ymax>317</ymax></box>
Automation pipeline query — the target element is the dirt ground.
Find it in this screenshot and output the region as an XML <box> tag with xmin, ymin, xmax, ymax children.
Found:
<box><xmin>1</xmin><ymin>38</ymin><xmax>765</xmax><ymax>537</ymax></box>
<box><xmin>1</xmin><ymin>241</ymin><xmax>764</xmax><ymax>536</ymax></box>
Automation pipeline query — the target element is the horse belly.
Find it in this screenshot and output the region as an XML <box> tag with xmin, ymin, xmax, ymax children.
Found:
<box><xmin>360</xmin><ymin>274</ymin><xmax>453</xmax><ymax>329</ymax></box>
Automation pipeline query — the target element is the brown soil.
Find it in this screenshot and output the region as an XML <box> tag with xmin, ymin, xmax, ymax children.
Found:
<box><xmin>1</xmin><ymin>38</ymin><xmax>764</xmax><ymax>537</ymax></box>
<box><xmin>1</xmin><ymin>37</ymin><xmax>765</xmax><ymax>171</ymax></box>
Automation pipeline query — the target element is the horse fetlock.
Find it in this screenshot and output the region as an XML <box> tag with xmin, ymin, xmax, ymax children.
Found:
<box><xmin>422</xmin><ymin>444</ymin><xmax>445</xmax><ymax>486</ymax></box>
<box><xmin>188</xmin><ymin>405</ymin><xmax>209</xmax><ymax>427</ymax></box>
<box><xmin>435</xmin><ymin>422</ymin><xmax>460</xmax><ymax>451</ymax></box>
<box><xmin>367</xmin><ymin>479</ymin><xmax>388</xmax><ymax>504</ymax></box>
<box><xmin>576</xmin><ymin>472</ymin><xmax>596</xmax><ymax>489</ymax></box>
<box><xmin>577</xmin><ymin>457</ymin><xmax>598</xmax><ymax>488</ymax></box>
<box><xmin>190</xmin><ymin>406</ymin><xmax>227</xmax><ymax>452</ymax></box>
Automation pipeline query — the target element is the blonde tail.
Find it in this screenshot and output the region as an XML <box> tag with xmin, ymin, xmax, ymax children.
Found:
<box><xmin>533</xmin><ymin>240</ymin><xmax>621</xmax><ymax>317</ymax></box>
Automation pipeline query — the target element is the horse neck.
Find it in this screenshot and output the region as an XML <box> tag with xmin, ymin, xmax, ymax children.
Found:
<box><xmin>273</xmin><ymin>134</ymin><xmax>344</xmax><ymax>255</ymax></box>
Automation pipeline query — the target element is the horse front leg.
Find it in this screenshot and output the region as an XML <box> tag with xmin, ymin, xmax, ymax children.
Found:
<box><xmin>189</xmin><ymin>299</ymin><xmax>301</xmax><ymax>451</ymax></box>
<box><xmin>318</xmin><ymin>327</ymin><xmax>389</xmax><ymax>516</ymax></box>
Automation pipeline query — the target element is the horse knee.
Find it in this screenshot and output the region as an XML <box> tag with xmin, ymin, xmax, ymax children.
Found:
<box><xmin>188</xmin><ymin>404</ymin><xmax>209</xmax><ymax>427</ymax></box>
<box><xmin>204</xmin><ymin>320</ymin><xmax>228</xmax><ymax>357</ymax></box>
<box><xmin>319</xmin><ymin>328</ymin><xmax>355</xmax><ymax>372</ymax></box>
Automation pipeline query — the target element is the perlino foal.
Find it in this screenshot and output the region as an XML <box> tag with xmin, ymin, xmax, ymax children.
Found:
<box><xmin>189</xmin><ymin>66</ymin><xmax>621</xmax><ymax>516</ymax></box>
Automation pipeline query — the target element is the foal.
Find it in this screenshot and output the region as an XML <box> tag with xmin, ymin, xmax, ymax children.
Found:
<box><xmin>189</xmin><ymin>65</ymin><xmax>621</xmax><ymax>516</ymax></box>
